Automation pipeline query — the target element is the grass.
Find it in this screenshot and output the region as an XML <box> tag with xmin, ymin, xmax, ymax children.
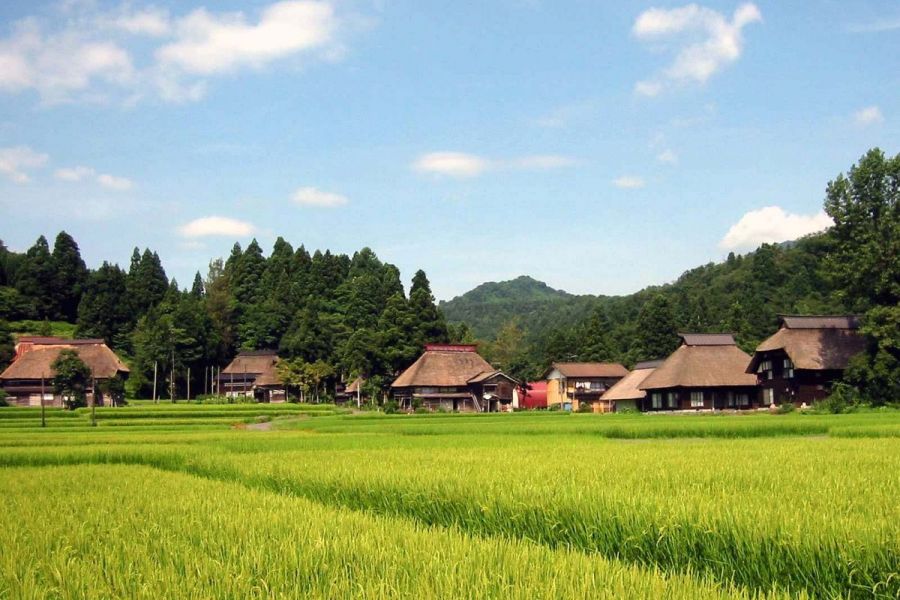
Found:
<box><xmin>0</xmin><ymin>410</ymin><xmax>897</xmax><ymax>598</ymax></box>
<box><xmin>8</xmin><ymin>319</ymin><xmax>77</xmax><ymax>339</ymax></box>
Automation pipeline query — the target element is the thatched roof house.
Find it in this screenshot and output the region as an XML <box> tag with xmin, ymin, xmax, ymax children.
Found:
<box><xmin>747</xmin><ymin>315</ymin><xmax>864</xmax><ymax>406</ymax></box>
<box><xmin>391</xmin><ymin>344</ymin><xmax>518</xmax><ymax>412</ymax></box>
<box><xmin>638</xmin><ymin>334</ymin><xmax>757</xmax><ymax>411</ymax></box>
<box><xmin>600</xmin><ymin>360</ymin><xmax>662</xmax><ymax>410</ymax></box>
<box><xmin>0</xmin><ymin>337</ymin><xmax>129</xmax><ymax>407</ymax></box>
<box><xmin>218</xmin><ymin>350</ymin><xmax>280</xmax><ymax>399</ymax></box>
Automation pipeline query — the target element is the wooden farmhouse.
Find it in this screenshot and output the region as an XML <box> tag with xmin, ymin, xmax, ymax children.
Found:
<box><xmin>746</xmin><ymin>315</ymin><xmax>865</xmax><ymax>406</ymax></box>
<box><xmin>0</xmin><ymin>337</ymin><xmax>129</xmax><ymax>407</ymax></box>
<box><xmin>391</xmin><ymin>344</ymin><xmax>518</xmax><ymax>412</ymax></box>
<box><xmin>544</xmin><ymin>362</ymin><xmax>629</xmax><ymax>412</ymax></box>
<box><xmin>218</xmin><ymin>350</ymin><xmax>283</xmax><ymax>401</ymax></box>
<box><xmin>638</xmin><ymin>334</ymin><xmax>758</xmax><ymax>411</ymax></box>
<box><xmin>599</xmin><ymin>359</ymin><xmax>663</xmax><ymax>412</ymax></box>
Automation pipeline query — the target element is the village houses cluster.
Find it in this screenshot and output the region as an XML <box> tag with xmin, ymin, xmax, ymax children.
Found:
<box><xmin>0</xmin><ymin>315</ymin><xmax>864</xmax><ymax>412</ymax></box>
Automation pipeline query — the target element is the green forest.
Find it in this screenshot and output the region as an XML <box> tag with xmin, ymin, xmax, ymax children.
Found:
<box><xmin>1</xmin><ymin>148</ymin><xmax>897</xmax><ymax>404</ymax></box>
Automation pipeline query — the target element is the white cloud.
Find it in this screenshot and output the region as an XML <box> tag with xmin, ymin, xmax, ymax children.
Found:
<box><xmin>291</xmin><ymin>186</ymin><xmax>348</xmax><ymax>207</ymax></box>
<box><xmin>657</xmin><ymin>149</ymin><xmax>678</xmax><ymax>164</ymax></box>
<box><xmin>854</xmin><ymin>105</ymin><xmax>884</xmax><ymax>126</ymax></box>
<box><xmin>104</xmin><ymin>7</ymin><xmax>172</xmax><ymax>37</ymax></box>
<box><xmin>178</xmin><ymin>216</ymin><xmax>256</xmax><ymax>238</ymax></box>
<box><xmin>0</xmin><ymin>1</ymin><xmax>346</xmax><ymax>105</ymax></box>
<box><xmin>0</xmin><ymin>146</ymin><xmax>48</xmax><ymax>183</ymax></box>
<box><xmin>97</xmin><ymin>173</ymin><xmax>134</xmax><ymax>190</ymax></box>
<box><xmin>54</xmin><ymin>165</ymin><xmax>95</xmax><ymax>181</ymax></box>
<box><xmin>55</xmin><ymin>165</ymin><xmax>133</xmax><ymax>190</ymax></box>
<box><xmin>413</xmin><ymin>152</ymin><xmax>576</xmax><ymax>178</ymax></box>
<box><xmin>413</xmin><ymin>152</ymin><xmax>491</xmax><ymax>178</ymax></box>
<box><xmin>719</xmin><ymin>206</ymin><xmax>832</xmax><ymax>250</ymax></box>
<box><xmin>633</xmin><ymin>3</ymin><xmax>762</xmax><ymax>95</ymax></box>
<box><xmin>156</xmin><ymin>1</ymin><xmax>337</xmax><ymax>75</ymax></box>
<box><xmin>613</xmin><ymin>175</ymin><xmax>645</xmax><ymax>189</ymax></box>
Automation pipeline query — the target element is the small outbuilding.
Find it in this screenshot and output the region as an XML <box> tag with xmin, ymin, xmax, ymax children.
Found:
<box><xmin>544</xmin><ymin>362</ymin><xmax>629</xmax><ymax>412</ymax></box>
<box><xmin>638</xmin><ymin>334</ymin><xmax>758</xmax><ymax>411</ymax></box>
<box><xmin>391</xmin><ymin>344</ymin><xmax>518</xmax><ymax>412</ymax></box>
<box><xmin>0</xmin><ymin>337</ymin><xmax>130</xmax><ymax>407</ymax></box>
<box><xmin>599</xmin><ymin>360</ymin><xmax>663</xmax><ymax>412</ymax></box>
<box><xmin>746</xmin><ymin>315</ymin><xmax>865</xmax><ymax>406</ymax></box>
<box><xmin>513</xmin><ymin>381</ymin><xmax>548</xmax><ymax>409</ymax></box>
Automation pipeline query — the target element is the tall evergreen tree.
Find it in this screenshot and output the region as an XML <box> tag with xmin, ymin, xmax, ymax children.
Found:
<box><xmin>408</xmin><ymin>270</ymin><xmax>449</xmax><ymax>346</ymax></box>
<box><xmin>14</xmin><ymin>235</ymin><xmax>56</xmax><ymax>319</ymax></box>
<box><xmin>190</xmin><ymin>272</ymin><xmax>204</xmax><ymax>297</ymax></box>
<box><xmin>635</xmin><ymin>294</ymin><xmax>679</xmax><ymax>360</ymax></box>
<box><xmin>50</xmin><ymin>231</ymin><xmax>88</xmax><ymax>321</ymax></box>
<box><xmin>127</xmin><ymin>248</ymin><xmax>168</xmax><ymax>314</ymax></box>
<box><xmin>76</xmin><ymin>262</ymin><xmax>131</xmax><ymax>347</ymax></box>
<box><xmin>0</xmin><ymin>320</ymin><xmax>14</xmax><ymax>372</ymax></box>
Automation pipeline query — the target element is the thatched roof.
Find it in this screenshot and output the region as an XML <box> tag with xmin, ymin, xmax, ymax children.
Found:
<box><xmin>546</xmin><ymin>362</ymin><xmax>629</xmax><ymax>378</ymax></box>
<box><xmin>780</xmin><ymin>315</ymin><xmax>860</xmax><ymax>330</ymax></box>
<box><xmin>640</xmin><ymin>335</ymin><xmax>755</xmax><ymax>390</ymax></box>
<box><xmin>345</xmin><ymin>377</ymin><xmax>364</xmax><ymax>394</ymax></box>
<box><xmin>252</xmin><ymin>359</ymin><xmax>283</xmax><ymax>387</ymax></box>
<box><xmin>1</xmin><ymin>341</ymin><xmax>129</xmax><ymax>380</ymax></box>
<box><xmin>601</xmin><ymin>366</ymin><xmax>656</xmax><ymax>401</ymax></box>
<box><xmin>222</xmin><ymin>351</ymin><xmax>278</xmax><ymax>375</ymax></box>
<box><xmin>679</xmin><ymin>333</ymin><xmax>736</xmax><ymax>346</ymax></box>
<box><xmin>392</xmin><ymin>345</ymin><xmax>494</xmax><ymax>388</ymax></box>
<box><xmin>748</xmin><ymin>317</ymin><xmax>865</xmax><ymax>372</ymax></box>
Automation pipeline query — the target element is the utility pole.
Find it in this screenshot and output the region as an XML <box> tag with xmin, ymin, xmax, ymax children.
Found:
<box><xmin>187</xmin><ymin>367</ymin><xmax>191</xmax><ymax>402</ymax></box>
<box><xmin>90</xmin><ymin>370</ymin><xmax>97</xmax><ymax>427</ymax></box>
<box><xmin>152</xmin><ymin>360</ymin><xmax>158</xmax><ymax>404</ymax></box>
<box><xmin>40</xmin><ymin>373</ymin><xmax>46</xmax><ymax>428</ymax></box>
<box><xmin>170</xmin><ymin>349</ymin><xmax>175</xmax><ymax>403</ymax></box>
<box><xmin>204</xmin><ymin>366</ymin><xmax>208</xmax><ymax>396</ymax></box>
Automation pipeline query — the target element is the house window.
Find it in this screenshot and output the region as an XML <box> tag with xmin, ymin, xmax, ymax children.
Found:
<box><xmin>763</xmin><ymin>388</ymin><xmax>774</xmax><ymax>406</ymax></box>
<box><xmin>726</xmin><ymin>391</ymin><xmax>735</xmax><ymax>407</ymax></box>
<box><xmin>651</xmin><ymin>393</ymin><xmax>662</xmax><ymax>409</ymax></box>
<box><xmin>737</xmin><ymin>393</ymin><xmax>749</xmax><ymax>407</ymax></box>
<box><xmin>757</xmin><ymin>359</ymin><xmax>774</xmax><ymax>379</ymax></box>
<box><xmin>667</xmin><ymin>392</ymin><xmax>678</xmax><ymax>408</ymax></box>
<box><xmin>690</xmin><ymin>391</ymin><xmax>704</xmax><ymax>408</ymax></box>
<box><xmin>783</xmin><ymin>358</ymin><xmax>794</xmax><ymax>379</ymax></box>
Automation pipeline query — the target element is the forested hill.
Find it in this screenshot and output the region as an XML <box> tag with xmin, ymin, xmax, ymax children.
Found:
<box><xmin>440</xmin><ymin>276</ymin><xmax>583</xmax><ymax>339</ymax></box>
<box><xmin>448</xmin><ymin>233</ymin><xmax>853</xmax><ymax>380</ymax></box>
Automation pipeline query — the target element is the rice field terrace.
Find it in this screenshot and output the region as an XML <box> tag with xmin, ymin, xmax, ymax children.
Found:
<box><xmin>0</xmin><ymin>408</ymin><xmax>898</xmax><ymax>599</ymax></box>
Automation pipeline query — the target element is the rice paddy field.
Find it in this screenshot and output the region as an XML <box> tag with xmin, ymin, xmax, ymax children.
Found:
<box><xmin>0</xmin><ymin>406</ymin><xmax>898</xmax><ymax>599</ymax></box>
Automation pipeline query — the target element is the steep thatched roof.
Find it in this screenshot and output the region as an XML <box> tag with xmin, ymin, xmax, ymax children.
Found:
<box><xmin>640</xmin><ymin>334</ymin><xmax>755</xmax><ymax>390</ymax></box>
<box><xmin>345</xmin><ymin>377</ymin><xmax>364</xmax><ymax>394</ymax></box>
<box><xmin>222</xmin><ymin>351</ymin><xmax>278</xmax><ymax>375</ymax></box>
<box><xmin>601</xmin><ymin>366</ymin><xmax>656</xmax><ymax>401</ymax></box>
<box><xmin>392</xmin><ymin>346</ymin><xmax>494</xmax><ymax>388</ymax></box>
<box><xmin>252</xmin><ymin>359</ymin><xmax>283</xmax><ymax>387</ymax></box>
<box><xmin>748</xmin><ymin>317</ymin><xmax>865</xmax><ymax>372</ymax></box>
<box><xmin>1</xmin><ymin>342</ymin><xmax>129</xmax><ymax>380</ymax></box>
<box><xmin>546</xmin><ymin>362</ymin><xmax>629</xmax><ymax>378</ymax></box>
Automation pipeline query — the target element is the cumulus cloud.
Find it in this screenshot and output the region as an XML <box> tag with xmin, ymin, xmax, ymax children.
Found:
<box><xmin>719</xmin><ymin>206</ymin><xmax>832</xmax><ymax>250</ymax></box>
<box><xmin>97</xmin><ymin>173</ymin><xmax>134</xmax><ymax>190</ymax></box>
<box><xmin>0</xmin><ymin>146</ymin><xmax>49</xmax><ymax>183</ymax></box>
<box><xmin>633</xmin><ymin>2</ymin><xmax>762</xmax><ymax>96</ymax></box>
<box><xmin>291</xmin><ymin>186</ymin><xmax>348</xmax><ymax>207</ymax></box>
<box><xmin>178</xmin><ymin>216</ymin><xmax>256</xmax><ymax>238</ymax></box>
<box><xmin>613</xmin><ymin>175</ymin><xmax>645</xmax><ymax>189</ymax></box>
<box><xmin>54</xmin><ymin>165</ymin><xmax>95</xmax><ymax>181</ymax></box>
<box><xmin>55</xmin><ymin>165</ymin><xmax>134</xmax><ymax>190</ymax></box>
<box><xmin>854</xmin><ymin>105</ymin><xmax>884</xmax><ymax>126</ymax></box>
<box><xmin>413</xmin><ymin>151</ymin><xmax>576</xmax><ymax>178</ymax></box>
<box><xmin>0</xmin><ymin>1</ymin><xmax>345</xmax><ymax>105</ymax></box>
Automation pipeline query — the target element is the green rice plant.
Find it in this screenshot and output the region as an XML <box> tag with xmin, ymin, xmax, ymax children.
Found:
<box><xmin>0</xmin><ymin>464</ymin><xmax>781</xmax><ymax>600</ymax></box>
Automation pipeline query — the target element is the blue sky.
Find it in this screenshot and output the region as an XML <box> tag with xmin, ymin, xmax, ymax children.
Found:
<box><xmin>0</xmin><ymin>1</ymin><xmax>897</xmax><ymax>300</ymax></box>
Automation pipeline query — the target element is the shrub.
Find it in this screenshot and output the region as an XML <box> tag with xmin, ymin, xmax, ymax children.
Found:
<box><xmin>383</xmin><ymin>400</ymin><xmax>400</xmax><ymax>415</ymax></box>
<box><xmin>776</xmin><ymin>401</ymin><xmax>795</xmax><ymax>414</ymax></box>
<box><xmin>0</xmin><ymin>389</ymin><xmax>8</xmax><ymax>407</ymax></box>
<box><xmin>818</xmin><ymin>382</ymin><xmax>863</xmax><ymax>414</ymax></box>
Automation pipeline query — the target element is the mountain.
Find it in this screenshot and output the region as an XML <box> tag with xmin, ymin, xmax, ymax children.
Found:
<box><xmin>440</xmin><ymin>234</ymin><xmax>846</xmax><ymax>379</ymax></box>
<box><xmin>440</xmin><ymin>276</ymin><xmax>584</xmax><ymax>339</ymax></box>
